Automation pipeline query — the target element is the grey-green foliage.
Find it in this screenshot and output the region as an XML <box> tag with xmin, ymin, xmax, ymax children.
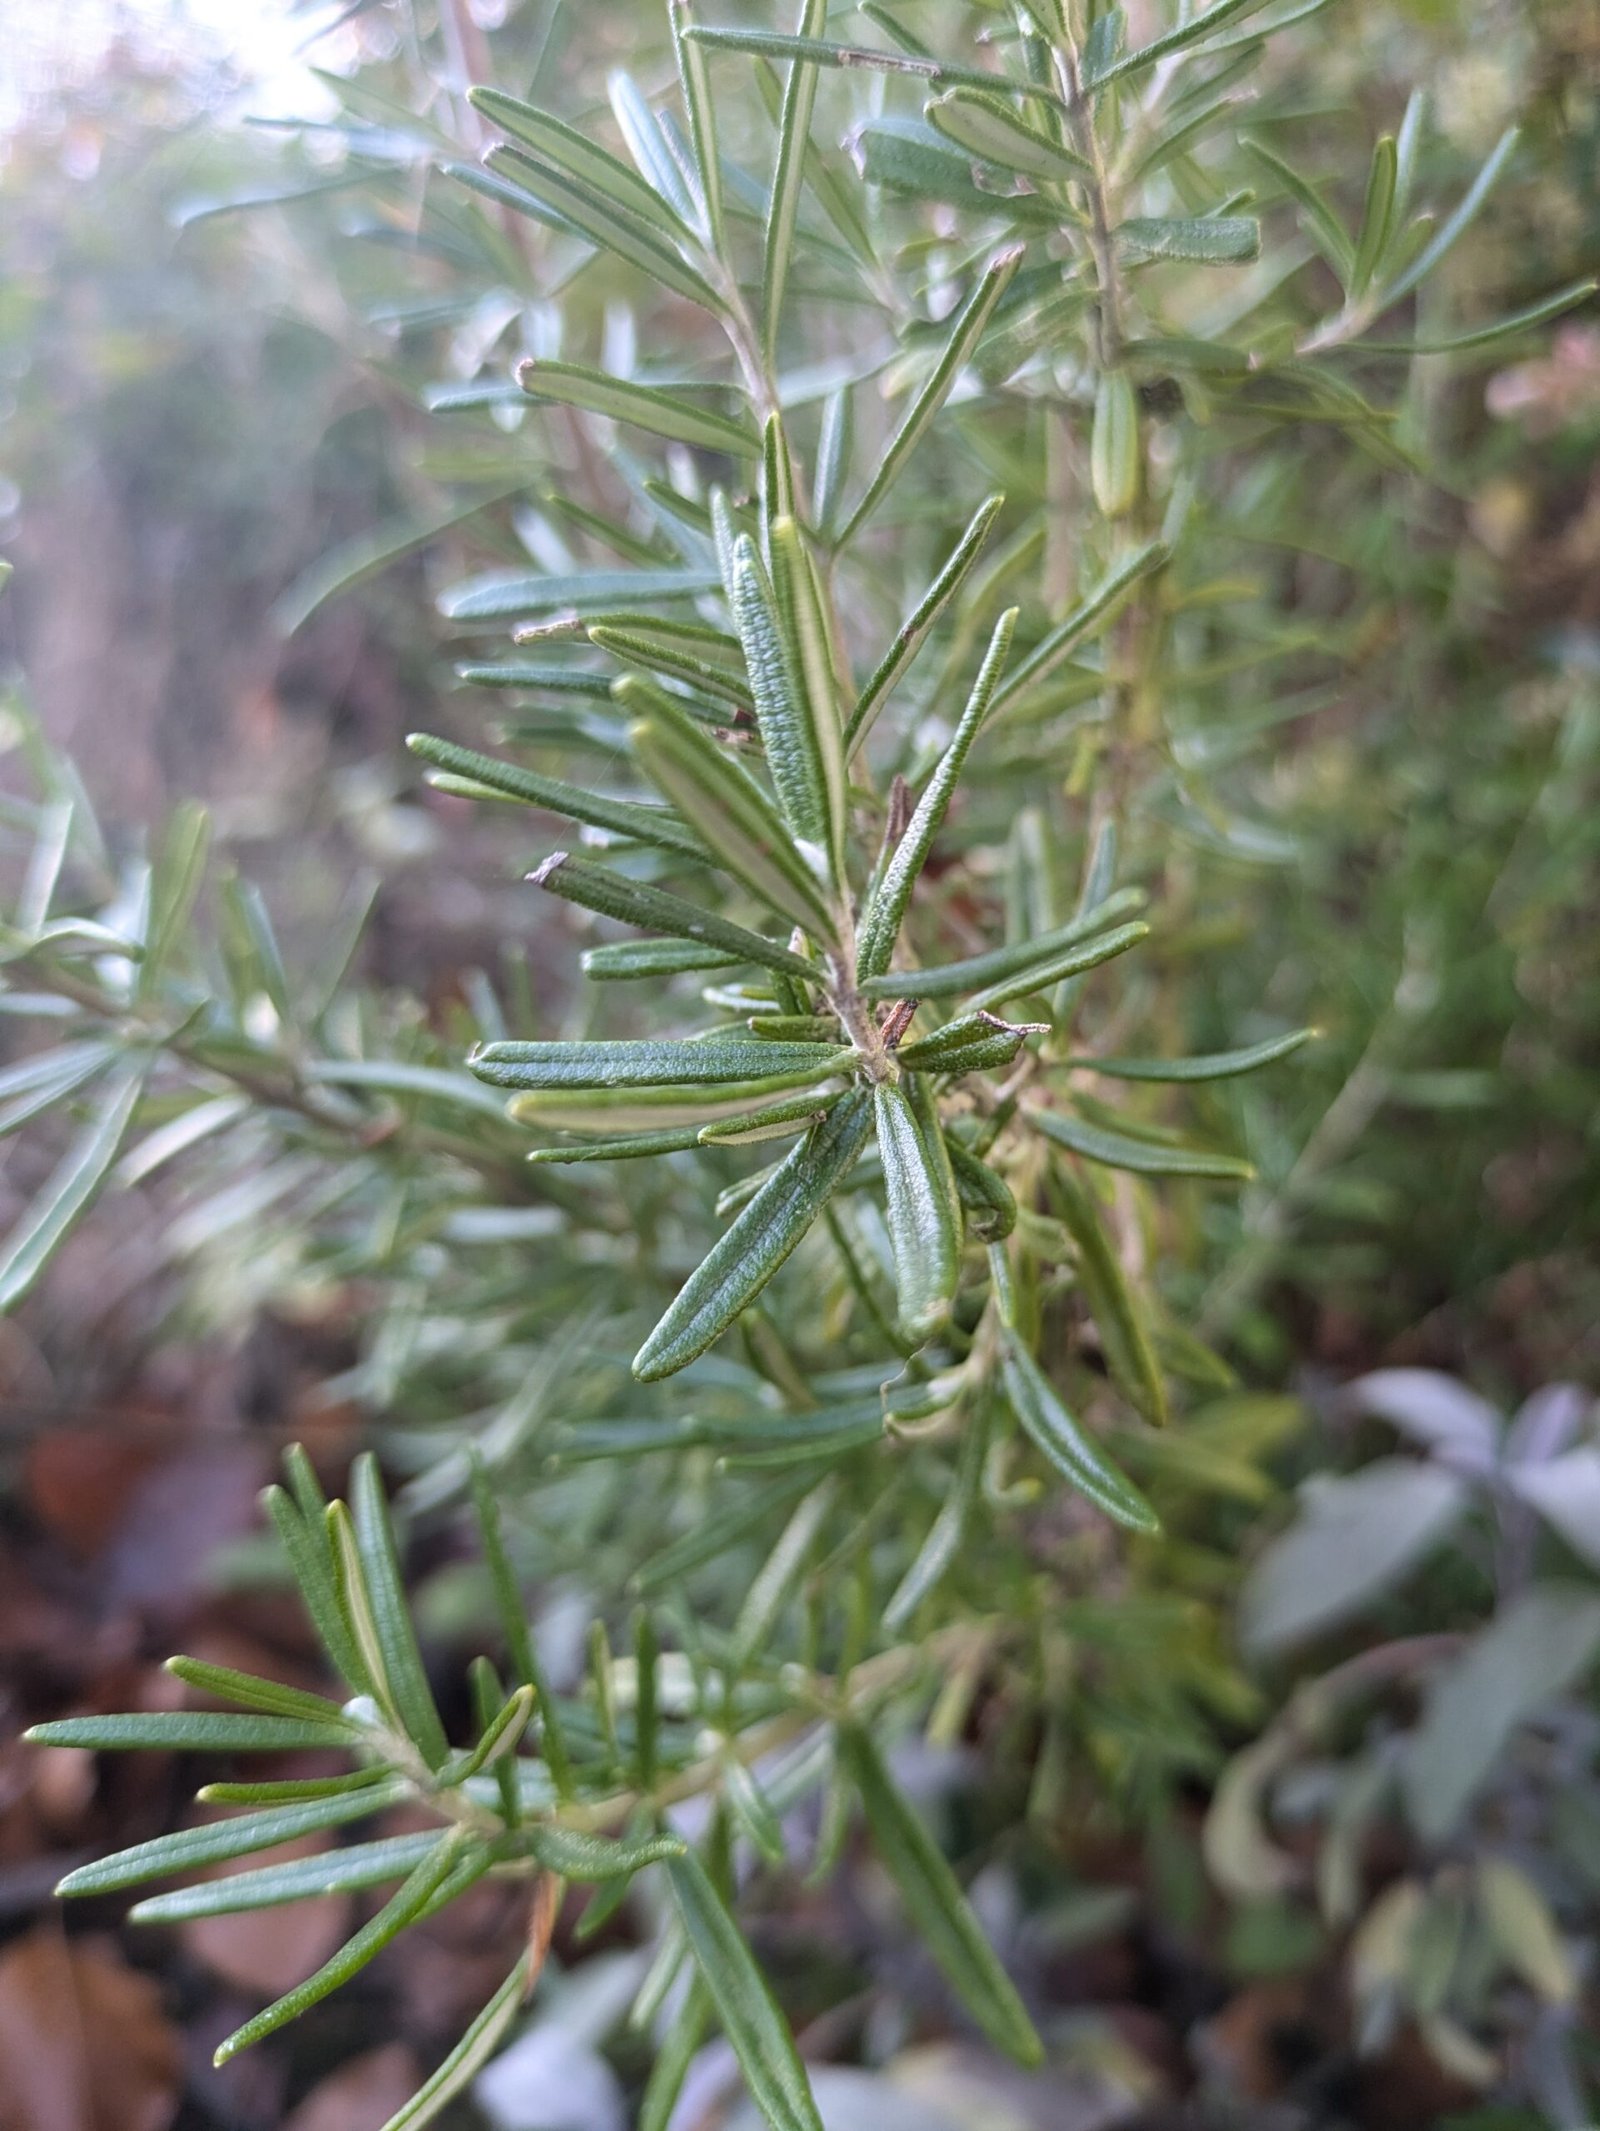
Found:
<box><xmin>6</xmin><ymin>1</ymin><xmax>1585</xmax><ymax>2124</ymax></box>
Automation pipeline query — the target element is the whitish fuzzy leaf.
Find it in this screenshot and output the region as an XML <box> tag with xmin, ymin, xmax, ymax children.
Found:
<box><xmin>1000</xmin><ymin>1340</ymin><xmax>1160</xmax><ymax>1532</ymax></box>
<box><xmin>1506</xmin><ymin>1450</ymin><xmax>1600</xmax><ymax>1573</ymax></box>
<box><xmin>1026</xmin><ymin>1105</ymin><xmax>1252</xmax><ymax>1180</ymax></box>
<box><xmin>840</xmin><ymin>1725</ymin><xmax>1043</xmax><ymax>2065</ymax></box>
<box><xmin>516</xmin><ymin>360</ymin><xmax>757</xmax><ymax>456</ymax></box>
<box><xmin>1475</xmin><ymin>1859</ymin><xmax>1576</xmax><ymax>2005</ymax></box>
<box><xmin>857</xmin><ymin>608</ymin><xmax>1017</xmax><ymax>980</ymax></box>
<box><xmin>1405</xmin><ymin>1587</ymin><xmax>1600</xmax><ymax>1844</ymax></box>
<box><xmin>664</xmin><ymin>1851</ymin><xmax>824</xmax><ymax>2131</ymax></box>
<box><xmin>840</xmin><ymin>248</ymin><xmax>1023</xmax><ymax>541</ymax></box>
<box><xmin>1344</xmin><ymin>1369</ymin><xmax>1501</xmax><ymax>1468</ymax></box>
<box><xmin>1240</xmin><ymin>1459</ymin><xmax>1467</xmax><ymax>1654</ymax></box>
<box><xmin>634</xmin><ymin>1089</ymin><xmax>874</xmax><ymax>1380</ymax></box>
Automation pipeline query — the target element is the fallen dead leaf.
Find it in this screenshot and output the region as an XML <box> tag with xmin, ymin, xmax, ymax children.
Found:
<box><xmin>282</xmin><ymin>2044</ymin><xmax>423</xmax><ymax>2131</ymax></box>
<box><xmin>0</xmin><ymin>1926</ymin><xmax>180</xmax><ymax>2131</ymax></box>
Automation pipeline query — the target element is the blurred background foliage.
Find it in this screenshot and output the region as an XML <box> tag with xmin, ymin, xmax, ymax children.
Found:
<box><xmin>0</xmin><ymin>1</ymin><xmax>1597</xmax><ymax>2128</ymax></box>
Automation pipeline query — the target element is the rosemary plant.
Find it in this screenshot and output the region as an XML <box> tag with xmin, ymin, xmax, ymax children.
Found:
<box><xmin>13</xmin><ymin>3</ymin><xmax>1589</xmax><ymax>2125</ymax></box>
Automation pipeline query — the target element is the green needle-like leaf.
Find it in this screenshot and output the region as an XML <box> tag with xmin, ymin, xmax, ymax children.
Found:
<box><xmin>846</xmin><ymin>494</ymin><xmax>1004</xmax><ymax>753</ymax></box>
<box><xmin>728</xmin><ymin>532</ymin><xmax>843</xmax><ymax>885</ymax></box>
<box><xmin>468</xmin><ymin>87</ymin><xmax>695</xmax><ymax>241</ymax></box>
<box><xmin>764</xmin><ymin>0</ymin><xmax>827</xmax><ymax>367</ymax></box>
<box><xmin>129</xmin><ymin>1832</ymin><xmax>446</xmax><ymax>1924</ymax></box>
<box><xmin>1378</xmin><ymin>125</ymin><xmax>1519</xmax><ymax>306</ymax></box>
<box><xmin>377</xmin><ymin>1953</ymin><xmax>533</xmax><ymax>2131</ymax></box>
<box><xmin>840</xmin><ymin>1724</ymin><xmax>1043</xmax><ymax>2064</ymax></box>
<box><xmin>839</xmin><ymin>247</ymin><xmax>1023</xmax><ymax>542</ymax></box>
<box><xmin>859</xmin><ymin>892</ymin><xmax>1143</xmax><ymax>1002</ymax></box>
<box><xmin>1027</xmin><ymin>1106</ymin><xmax>1254</xmax><ymax>1180</ymax></box>
<box><xmin>348</xmin><ymin>1453</ymin><xmax>451</xmax><ymax>1769</ymax></box>
<box><xmin>527</xmin><ymin>851</ymin><xmax>821</xmax><ymax>983</ymax></box>
<box><xmin>947</xmin><ymin>1141</ymin><xmax>1017</xmax><ymax>1240</ymax></box>
<box><xmin>964</xmin><ymin>920</ymin><xmax>1148</xmax><ymax>1015</ymax></box>
<box><xmin>876</xmin><ymin>1082</ymin><xmax>961</xmax><ymax>1341</ymax></box>
<box><xmin>992</xmin><ymin>542</ymin><xmax>1166</xmax><ymax>712</ymax></box>
<box><xmin>624</xmin><ymin>685</ymin><xmax>835</xmax><ymax>931</ymax></box>
<box><xmin>664</xmin><ymin>1851</ymin><xmax>824</xmax><ymax>2131</ymax></box>
<box><xmin>1116</xmin><ymin>216</ymin><xmax>1261</xmax><ymax>265</ymax></box>
<box><xmin>440</xmin><ymin>566</ymin><xmax>720</xmax><ymax>625</ymax></box>
<box><xmin>1092</xmin><ymin>370</ymin><xmax>1139</xmax><ymax>516</ymax></box>
<box><xmin>884</xmin><ymin>1397</ymin><xmax>991</xmax><ymax>1629</ymax></box>
<box><xmin>583</xmin><ymin>938</ymin><xmax>745</xmax><ymax>981</ymax></box>
<box><xmin>472</xmin><ymin>1038</ymin><xmax>850</xmax><ymax>1092</ymax></box>
<box><xmin>468</xmin><ymin>1457</ymin><xmax>573</xmax><ymax>1798</ymax></box>
<box><xmin>999</xmin><ymin>1339</ymin><xmax>1161</xmax><ymax>1532</ymax></box>
<box><xmin>924</xmin><ymin>88</ymin><xmax>1088</xmax><ymax>182</ymax></box>
<box><xmin>857</xmin><ymin>608</ymin><xmax>1017</xmax><ymax>980</ymax></box>
<box><xmin>516</xmin><ymin>360</ymin><xmax>758</xmax><ymax>456</ymax></box>
<box><xmin>407</xmin><ymin>733</ymin><xmax>707</xmax><ymax>859</ymax></box>
<box><xmin>1050</xmin><ymin>1162</ymin><xmax>1167</xmax><ymax>1427</ymax></box>
<box><xmin>163</xmin><ymin>1658</ymin><xmax>353</xmax><ymax>1728</ymax></box>
<box><xmin>478</xmin><ymin>141</ymin><xmax>725</xmax><ymax>313</ymax></box>
<box><xmin>51</xmin><ymin>1779</ymin><xmax>409</xmax><ymax>1898</ymax></box>
<box><xmin>634</xmin><ymin>1089</ymin><xmax>874</xmax><ymax>1380</ymax></box>
<box><xmin>1076</xmin><ymin>1028</ymin><xmax>1317</xmax><ymax>1081</ymax></box>
<box><xmin>214</xmin><ymin>1834</ymin><xmax>475</xmax><ymax>2064</ymax></box>
<box><xmin>1349</xmin><ymin>134</ymin><xmax>1398</xmax><ymax>297</ymax></box>
<box><xmin>671</xmin><ymin>0</ymin><xmax>725</xmax><ymax>250</ymax></box>
<box><xmin>27</xmin><ymin>1711</ymin><xmax>359</xmax><ymax>1755</ymax></box>
<box><xmin>521</xmin><ymin>1825</ymin><xmax>687</xmax><ymax>1879</ymax></box>
<box><xmin>1088</xmin><ymin>0</ymin><xmax>1272</xmax><ymax>87</ymax></box>
<box><xmin>0</xmin><ymin>1062</ymin><xmax>146</xmax><ymax>1311</ymax></box>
